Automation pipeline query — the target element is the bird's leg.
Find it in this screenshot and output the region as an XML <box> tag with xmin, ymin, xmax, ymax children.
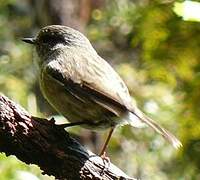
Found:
<box><xmin>57</xmin><ymin>121</ymin><xmax>87</xmax><ymax>128</ymax></box>
<box><xmin>99</xmin><ymin>127</ymin><xmax>115</xmax><ymax>156</ymax></box>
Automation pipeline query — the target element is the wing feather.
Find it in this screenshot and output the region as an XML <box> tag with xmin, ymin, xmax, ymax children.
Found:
<box><xmin>44</xmin><ymin>52</ymin><xmax>133</xmax><ymax>115</ymax></box>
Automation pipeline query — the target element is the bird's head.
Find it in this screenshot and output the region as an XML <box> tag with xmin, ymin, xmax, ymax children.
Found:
<box><xmin>22</xmin><ymin>25</ymin><xmax>92</xmax><ymax>61</ymax></box>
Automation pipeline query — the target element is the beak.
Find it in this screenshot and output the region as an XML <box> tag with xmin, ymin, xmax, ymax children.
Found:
<box><xmin>21</xmin><ymin>38</ymin><xmax>36</xmax><ymax>44</ymax></box>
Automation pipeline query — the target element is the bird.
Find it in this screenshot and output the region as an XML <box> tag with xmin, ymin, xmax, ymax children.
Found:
<box><xmin>22</xmin><ymin>25</ymin><xmax>182</xmax><ymax>155</ymax></box>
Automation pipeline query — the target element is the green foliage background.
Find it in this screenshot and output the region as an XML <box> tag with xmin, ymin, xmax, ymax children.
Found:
<box><xmin>0</xmin><ymin>0</ymin><xmax>200</xmax><ymax>179</ymax></box>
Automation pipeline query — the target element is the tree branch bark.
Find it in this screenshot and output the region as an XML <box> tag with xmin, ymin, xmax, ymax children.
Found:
<box><xmin>0</xmin><ymin>94</ymin><xmax>136</xmax><ymax>180</ymax></box>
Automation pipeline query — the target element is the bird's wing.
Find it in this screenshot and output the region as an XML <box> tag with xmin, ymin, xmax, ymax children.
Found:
<box><xmin>81</xmin><ymin>55</ymin><xmax>134</xmax><ymax>111</ymax></box>
<box><xmin>44</xmin><ymin>52</ymin><xmax>134</xmax><ymax>116</ymax></box>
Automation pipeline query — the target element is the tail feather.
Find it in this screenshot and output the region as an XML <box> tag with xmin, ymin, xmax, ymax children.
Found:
<box><xmin>129</xmin><ymin>108</ymin><xmax>182</xmax><ymax>149</ymax></box>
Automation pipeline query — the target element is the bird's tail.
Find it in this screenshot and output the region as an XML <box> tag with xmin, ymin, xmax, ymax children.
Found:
<box><xmin>127</xmin><ymin>108</ymin><xmax>182</xmax><ymax>149</ymax></box>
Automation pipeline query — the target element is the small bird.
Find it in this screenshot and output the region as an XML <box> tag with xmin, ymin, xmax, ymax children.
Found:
<box><xmin>22</xmin><ymin>25</ymin><xmax>182</xmax><ymax>155</ymax></box>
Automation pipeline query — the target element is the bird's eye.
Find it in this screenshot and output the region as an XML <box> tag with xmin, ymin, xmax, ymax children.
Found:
<box><xmin>40</xmin><ymin>34</ymin><xmax>65</xmax><ymax>45</ymax></box>
<box><xmin>41</xmin><ymin>35</ymin><xmax>51</xmax><ymax>44</ymax></box>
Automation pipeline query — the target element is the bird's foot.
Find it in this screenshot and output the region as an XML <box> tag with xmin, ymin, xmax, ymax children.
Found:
<box><xmin>100</xmin><ymin>151</ymin><xmax>110</xmax><ymax>168</ymax></box>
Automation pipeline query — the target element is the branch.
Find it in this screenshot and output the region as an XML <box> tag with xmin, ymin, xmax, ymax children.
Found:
<box><xmin>0</xmin><ymin>94</ymin><xmax>136</xmax><ymax>180</ymax></box>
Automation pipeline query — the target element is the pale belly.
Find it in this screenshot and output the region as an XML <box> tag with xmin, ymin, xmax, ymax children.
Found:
<box><xmin>39</xmin><ymin>72</ymin><xmax>126</xmax><ymax>130</ymax></box>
